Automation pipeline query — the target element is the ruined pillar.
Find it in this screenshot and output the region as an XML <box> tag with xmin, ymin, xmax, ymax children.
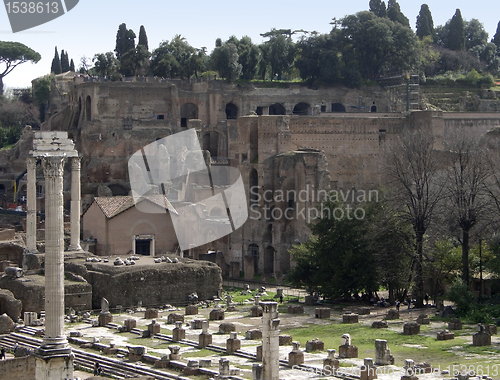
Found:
<box><xmin>26</xmin><ymin>156</ymin><xmax>37</xmax><ymax>253</ymax></box>
<box><xmin>35</xmin><ymin>155</ymin><xmax>73</xmax><ymax>380</ymax></box>
<box><xmin>68</xmin><ymin>156</ymin><xmax>82</xmax><ymax>251</ymax></box>
<box><xmin>261</xmin><ymin>301</ymin><xmax>280</xmax><ymax>380</ymax></box>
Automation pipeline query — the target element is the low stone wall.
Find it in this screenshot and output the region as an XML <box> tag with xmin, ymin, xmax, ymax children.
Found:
<box><xmin>0</xmin><ymin>355</ymin><xmax>36</xmax><ymax>380</ymax></box>
<box><xmin>0</xmin><ymin>229</ymin><xmax>15</xmax><ymax>241</ymax></box>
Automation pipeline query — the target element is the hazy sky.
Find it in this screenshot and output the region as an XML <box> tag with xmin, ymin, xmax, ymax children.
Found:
<box><xmin>1</xmin><ymin>0</ymin><xmax>499</xmax><ymax>89</ymax></box>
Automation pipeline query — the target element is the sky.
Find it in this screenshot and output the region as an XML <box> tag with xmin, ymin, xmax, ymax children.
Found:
<box><xmin>1</xmin><ymin>0</ymin><xmax>499</xmax><ymax>90</ymax></box>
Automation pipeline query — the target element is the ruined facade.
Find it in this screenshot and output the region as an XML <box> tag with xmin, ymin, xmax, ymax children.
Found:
<box><xmin>2</xmin><ymin>77</ymin><xmax>500</xmax><ymax>277</ymax></box>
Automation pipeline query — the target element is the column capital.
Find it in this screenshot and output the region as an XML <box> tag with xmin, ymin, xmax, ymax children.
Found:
<box><xmin>26</xmin><ymin>156</ymin><xmax>37</xmax><ymax>170</ymax></box>
<box><xmin>42</xmin><ymin>156</ymin><xmax>65</xmax><ymax>178</ymax></box>
<box><xmin>71</xmin><ymin>156</ymin><xmax>82</xmax><ymax>171</ymax></box>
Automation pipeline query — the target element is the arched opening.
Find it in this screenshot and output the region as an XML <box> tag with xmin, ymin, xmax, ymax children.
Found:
<box><xmin>108</xmin><ymin>183</ymin><xmax>130</xmax><ymax>196</ymax></box>
<box><xmin>180</xmin><ymin>103</ymin><xmax>199</xmax><ymax>128</ymax></box>
<box><xmin>248</xmin><ymin>243</ymin><xmax>259</xmax><ymax>274</ymax></box>
<box><xmin>0</xmin><ymin>184</ymin><xmax>5</xmax><ymax>194</ymax></box>
<box><xmin>256</xmin><ymin>106</ymin><xmax>263</xmax><ymax>115</ymax></box>
<box><xmin>293</xmin><ymin>102</ymin><xmax>309</xmax><ymax>115</ymax></box>
<box><xmin>249</xmin><ymin>169</ymin><xmax>258</xmax><ymax>204</ymax></box>
<box><xmin>269</xmin><ymin>103</ymin><xmax>286</xmax><ymax>115</ymax></box>
<box><xmin>85</xmin><ymin>96</ymin><xmax>92</xmax><ymax>121</ymax></box>
<box><xmin>203</xmin><ymin>131</ymin><xmax>219</xmax><ymax>159</ymax></box>
<box><xmin>371</xmin><ymin>103</ymin><xmax>377</xmax><ymax>112</ymax></box>
<box><xmin>225</xmin><ymin>103</ymin><xmax>238</xmax><ymax>119</ymax></box>
<box><xmin>331</xmin><ymin>103</ymin><xmax>346</xmax><ymax>112</ymax></box>
<box><xmin>264</xmin><ymin>246</ymin><xmax>275</xmax><ymax>275</ymax></box>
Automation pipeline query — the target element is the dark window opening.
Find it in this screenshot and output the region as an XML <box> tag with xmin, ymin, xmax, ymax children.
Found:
<box><xmin>269</xmin><ymin>103</ymin><xmax>286</xmax><ymax>115</ymax></box>
<box><xmin>293</xmin><ymin>102</ymin><xmax>310</xmax><ymax>115</ymax></box>
<box><xmin>371</xmin><ymin>105</ymin><xmax>377</xmax><ymax>112</ymax></box>
<box><xmin>256</xmin><ymin>106</ymin><xmax>263</xmax><ymax>115</ymax></box>
<box><xmin>225</xmin><ymin>103</ymin><xmax>238</xmax><ymax>119</ymax></box>
<box><xmin>321</xmin><ymin>105</ymin><xmax>326</xmax><ymax>113</ymax></box>
<box><xmin>157</xmin><ymin>114</ymin><xmax>165</xmax><ymax>120</ymax></box>
<box><xmin>181</xmin><ymin>118</ymin><xmax>187</xmax><ymax>128</ymax></box>
<box><xmin>135</xmin><ymin>239</ymin><xmax>151</xmax><ymax>255</ymax></box>
<box><xmin>331</xmin><ymin>103</ymin><xmax>346</xmax><ymax>112</ymax></box>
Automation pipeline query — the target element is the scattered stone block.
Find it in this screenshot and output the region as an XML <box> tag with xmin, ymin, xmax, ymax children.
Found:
<box><xmin>403</xmin><ymin>322</ymin><xmax>420</xmax><ymax>335</ymax></box>
<box><xmin>359</xmin><ymin>358</ymin><xmax>378</xmax><ymax>380</ymax></box>
<box><xmin>448</xmin><ymin>318</ymin><xmax>462</xmax><ymax>330</ymax></box>
<box><xmin>375</xmin><ymin>339</ymin><xmax>394</xmax><ymax>365</ymax></box>
<box><xmin>416</xmin><ymin>314</ymin><xmax>430</xmax><ymax>325</ymax></box>
<box><xmin>209</xmin><ymin>309</ymin><xmax>225</xmax><ymax>321</ymax></box>
<box><xmin>306</xmin><ymin>338</ymin><xmax>324</xmax><ymax>352</ymax></box>
<box><xmin>185</xmin><ymin>305</ymin><xmax>198</xmax><ymax>315</ymax></box>
<box><xmin>287</xmin><ymin>305</ymin><xmax>304</xmax><ymax>314</ymax></box>
<box><xmin>127</xmin><ymin>346</ymin><xmax>146</xmax><ymax>362</ymax></box>
<box><xmin>124</xmin><ymin>319</ymin><xmax>136</xmax><ymax>332</ymax></box>
<box><xmin>436</xmin><ymin>330</ymin><xmax>454</xmax><ymax>340</ymax></box>
<box><xmin>279</xmin><ymin>335</ymin><xmax>293</xmax><ymax>345</ymax></box>
<box><xmin>414</xmin><ymin>362</ymin><xmax>432</xmax><ymax>374</ymax></box>
<box><xmin>250</xmin><ymin>305</ymin><xmax>263</xmax><ymax>317</ymax></box>
<box><xmin>148</xmin><ymin>320</ymin><xmax>161</xmax><ymax>335</ymax></box>
<box><xmin>199</xmin><ymin>359</ymin><xmax>212</xmax><ymax>368</ymax></box>
<box><xmin>338</xmin><ymin>345</ymin><xmax>358</xmax><ymax>358</ymax></box>
<box><xmin>343</xmin><ymin>313</ymin><xmax>359</xmax><ymax>324</ymax></box>
<box><xmin>288</xmin><ymin>342</ymin><xmax>304</xmax><ymax>366</ymax></box>
<box><xmin>144</xmin><ymin>308</ymin><xmax>158</xmax><ymax>319</ymax></box>
<box><xmin>486</xmin><ymin>324</ymin><xmax>497</xmax><ymax>335</ymax></box>
<box><xmin>141</xmin><ymin>329</ymin><xmax>150</xmax><ymax>338</ymax></box>
<box><xmin>172</xmin><ymin>321</ymin><xmax>185</xmax><ymax>342</ymax></box>
<box><xmin>167</xmin><ymin>313</ymin><xmax>184</xmax><ymax>324</ymax></box>
<box><xmin>219</xmin><ymin>322</ymin><xmax>236</xmax><ymax>334</ymax></box>
<box><xmin>98</xmin><ymin>312</ymin><xmax>112</xmax><ymax>327</ymax></box>
<box><xmin>245</xmin><ymin>329</ymin><xmax>262</xmax><ymax>340</ymax></box>
<box><xmin>305</xmin><ymin>295</ymin><xmax>315</xmax><ymax>306</ymax></box>
<box><xmin>226</xmin><ymin>306</ymin><xmax>237</xmax><ymax>312</ymax></box>
<box><xmin>358</xmin><ymin>307</ymin><xmax>371</xmax><ymax>315</ymax></box>
<box><xmin>386</xmin><ymin>309</ymin><xmax>399</xmax><ymax>320</ymax></box>
<box><xmin>226</xmin><ymin>332</ymin><xmax>241</xmax><ymax>353</ymax></box>
<box><xmin>191</xmin><ymin>319</ymin><xmax>207</xmax><ymax>329</ymax></box>
<box><xmin>199</xmin><ymin>331</ymin><xmax>212</xmax><ymax>348</ymax></box>
<box><xmin>315</xmin><ymin>308</ymin><xmax>330</xmax><ymax>319</ymax></box>
<box><xmin>69</xmin><ymin>331</ymin><xmax>82</xmax><ymax>337</ymax></box>
<box><xmin>183</xmin><ymin>360</ymin><xmax>199</xmax><ymax>376</ymax></box>
<box><xmin>473</xmin><ymin>324</ymin><xmax>491</xmax><ymax>346</ymax></box>
<box><xmin>323</xmin><ymin>349</ymin><xmax>340</xmax><ymax>371</ymax></box>
<box><xmin>168</xmin><ymin>345</ymin><xmax>181</xmax><ymax>360</ymax></box>
<box><xmin>371</xmin><ymin>321</ymin><xmax>388</xmax><ymax>329</ymax></box>
<box><xmin>24</xmin><ymin>312</ymin><xmax>37</xmax><ymax>326</ymax></box>
<box><xmin>256</xmin><ymin>345</ymin><xmax>262</xmax><ymax>361</ymax></box>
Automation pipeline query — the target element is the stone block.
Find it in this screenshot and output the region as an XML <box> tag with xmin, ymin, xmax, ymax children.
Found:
<box><xmin>185</xmin><ymin>305</ymin><xmax>198</xmax><ymax>315</ymax></box>
<box><xmin>343</xmin><ymin>313</ymin><xmax>359</xmax><ymax>324</ymax></box>
<box><xmin>414</xmin><ymin>362</ymin><xmax>432</xmax><ymax>374</ymax></box>
<box><xmin>226</xmin><ymin>333</ymin><xmax>241</xmax><ymax>353</ymax></box>
<box><xmin>360</xmin><ymin>358</ymin><xmax>378</xmax><ymax>380</ymax></box>
<box><xmin>98</xmin><ymin>312</ymin><xmax>112</xmax><ymax>327</ymax></box>
<box><xmin>287</xmin><ymin>305</ymin><xmax>304</xmax><ymax>314</ymax></box>
<box><xmin>306</xmin><ymin>338</ymin><xmax>324</xmax><ymax>352</ymax></box>
<box><xmin>358</xmin><ymin>307</ymin><xmax>371</xmax><ymax>315</ymax></box>
<box><xmin>148</xmin><ymin>321</ymin><xmax>161</xmax><ymax>335</ymax></box>
<box><xmin>279</xmin><ymin>335</ymin><xmax>293</xmax><ymax>345</ymax></box>
<box><xmin>386</xmin><ymin>309</ymin><xmax>399</xmax><ymax>320</ymax></box>
<box><xmin>436</xmin><ymin>330</ymin><xmax>454</xmax><ymax>340</ymax></box>
<box><xmin>288</xmin><ymin>351</ymin><xmax>304</xmax><ymax>366</ymax></box>
<box><xmin>250</xmin><ymin>305</ymin><xmax>263</xmax><ymax>317</ymax></box>
<box><xmin>167</xmin><ymin>313</ymin><xmax>184</xmax><ymax>324</ymax></box>
<box><xmin>124</xmin><ymin>318</ymin><xmax>136</xmax><ymax>332</ymax></box>
<box><xmin>338</xmin><ymin>345</ymin><xmax>358</xmax><ymax>358</ymax></box>
<box><xmin>315</xmin><ymin>308</ymin><xmax>330</xmax><ymax>319</ymax></box>
<box><xmin>486</xmin><ymin>324</ymin><xmax>497</xmax><ymax>335</ymax></box>
<box><xmin>375</xmin><ymin>339</ymin><xmax>394</xmax><ymax>365</ymax></box>
<box><xmin>245</xmin><ymin>329</ymin><xmax>262</xmax><ymax>340</ymax></box>
<box><xmin>403</xmin><ymin>322</ymin><xmax>420</xmax><ymax>335</ymax></box>
<box><xmin>183</xmin><ymin>360</ymin><xmax>199</xmax><ymax>376</ymax></box>
<box><xmin>305</xmin><ymin>295</ymin><xmax>315</xmax><ymax>306</ymax></box>
<box><xmin>172</xmin><ymin>325</ymin><xmax>185</xmax><ymax>342</ymax></box>
<box><xmin>473</xmin><ymin>330</ymin><xmax>491</xmax><ymax>346</ymax></box>
<box><xmin>416</xmin><ymin>314</ymin><xmax>430</xmax><ymax>325</ymax></box>
<box><xmin>199</xmin><ymin>359</ymin><xmax>212</xmax><ymax>367</ymax></box>
<box><xmin>144</xmin><ymin>308</ymin><xmax>158</xmax><ymax>319</ymax></box>
<box><xmin>256</xmin><ymin>345</ymin><xmax>262</xmax><ymax>361</ymax></box>
<box><xmin>209</xmin><ymin>309</ymin><xmax>225</xmax><ymax>321</ymax></box>
<box><xmin>168</xmin><ymin>345</ymin><xmax>181</xmax><ymax>360</ymax></box>
<box><xmin>199</xmin><ymin>332</ymin><xmax>212</xmax><ymax>348</ymax></box>
<box><xmin>448</xmin><ymin>318</ymin><xmax>462</xmax><ymax>330</ymax></box>
<box><xmin>219</xmin><ymin>322</ymin><xmax>236</xmax><ymax>334</ymax></box>
<box><xmin>141</xmin><ymin>329</ymin><xmax>150</xmax><ymax>338</ymax></box>
<box><xmin>191</xmin><ymin>319</ymin><xmax>207</xmax><ymax>329</ymax></box>
<box><xmin>371</xmin><ymin>321</ymin><xmax>388</xmax><ymax>328</ymax></box>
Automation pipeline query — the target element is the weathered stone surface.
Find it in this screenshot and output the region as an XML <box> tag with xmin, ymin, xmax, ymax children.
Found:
<box><xmin>226</xmin><ymin>333</ymin><xmax>241</xmax><ymax>353</ymax></box>
<box><xmin>0</xmin><ymin>313</ymin><xmax>15</xmax><ymax>334</ymax></box>
<box><xmin>416</xmin><ymin>314</ymin><xmax>430</xmax><ymax>325</ymax></box>
<box><xmin>315</xmin><ymin>308</ymin><xmax>330</xmax><ymax>319</ymax></box>
<box><xmin>386</xmin><ymin>309</ymin><xmax>400</xmax><ymax>320</ymax></box>
<box><xmin>371</xmin><ymin>321</ymin><xmax>388</xmax><ymax>328</ymax></box>
<box><xmin>98</xmin><ymin>312</ymin><xmax>112</xmax><ymax>327</ymax></box>
<box><xmin>219</xmin><ymin>322</ymin><xmax>236</xmax><ymax>334</ymax></box>
<box><xmin>167</xmin><ymin>313</ymin><xmax>184</xmax><ymax>324</ymax></box>
<box><xmin>279</xmin><ymin>335</ymin><xmax>293</xmax><ymax>346</ymax></box>
<box><xmin>437</xmin><ymin>330</ymin><xmax>454</xmax><ymax>340</ymax></box>
<box><xmin>306</xmin><ymin>338</ymin><xmax>324</xmax><ymax>352</ymax></box>
<box><xmin>287</xmin><ymin>305</ymin><xmax>304</xmax><ymax>314</ymax></box>
<box><xmin>343</xmin><ymin>313</ymin><xmax>359</xmax><ymax>324</ymax></box>
<box><xmin>123</xmin><ymin>319</ymin><xmax>136</xmax><ymax>332</ymax></box>
<box><xmin>245</xmin><ymin>329</ymin><xmax>262</xmax><ymax>340</ymax></box>
<box><xmin>375</xmin><ymin>339</ymin><xmax>394</xmax><ymax>365</ymax></box>
<box><xmin>198</xmin><ymin>332</ymin><xmax>212</xmax><ymax>348</ymax></box>
<box><xmin>209</xmin><ymin>309</ymin><xmax>225</xmax><ymax>321</ymax></box>
<box><xmin>486</xmin><ymin>324</ymin><xmax>497</xmax><ymax>335</ymax></box>
<box><xmin>403</xmin><ymin>322</ymin><xmax>420</xmax><ymax>335</ymax></box>
<box><xmin>338</xmin><ymin>345</ymin><xmax>358</xmax><ymax>358</ymax></box>
<box><xmin>185</xmin><ymin>305</ymin><xmax>198</xmax><ymax>315</ymax></box>
<box><xmin>144</xmin><ymin>309</ymin><xmax>158</xmax><ymax>319</ymax></box>
<box><xmin>0</xmin><ymin>289</ymin><xmax>22</xmax><ymax>321</ymax></box>
<box><xmin>357</xmin><ymin>307</ymin><xmax>371</xmax><ymax>315</ymax></box>
<box><xmin>473</xmin><ymin>326</ymin><xmax>491</xmax><ymax>346</ymax></box>
<box><xmin>250</xmin><ymin>305</ymin><xmax>263</xmax><ymax>317</ymax></box>
<box><xmin>288</xmin><ymin>342</ymin><xmax>304</xmax><ymax>366</ymax></box>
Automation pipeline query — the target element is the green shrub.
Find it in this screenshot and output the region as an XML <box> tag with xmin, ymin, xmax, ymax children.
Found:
<box><xmin>446</xmin><ymin>278</ymin><xmax>475</xmax><ymax>315</ymax></box>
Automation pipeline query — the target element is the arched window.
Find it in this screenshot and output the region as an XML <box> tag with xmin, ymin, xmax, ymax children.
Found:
<box><xmin>293</xmin><ymin>102</ymin><xmax>309</xmax><ymax>115</ymax></box>
<box><xmin>225</xmin><ymin>103</ymin><xmax>238</xmax><ymax>119</ymax></box>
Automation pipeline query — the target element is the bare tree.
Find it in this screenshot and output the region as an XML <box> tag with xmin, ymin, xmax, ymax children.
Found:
<box><xmin>442</xmin><ymin>127</ymin><xmax>492</xmax><ymax>288</ymax></box>
<box><xmin>384</xmin><ymin>126</ymin><xmax>443</xmax><ymax>308</ymax></box>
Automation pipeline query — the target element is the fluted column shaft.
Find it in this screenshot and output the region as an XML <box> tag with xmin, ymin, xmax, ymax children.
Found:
<box><xmin>69</xmin><ymin>157</ymin><xmax>82</xmax><ymax>251</ymax></box>
<box><xmin>26</xmin><ymin>157</ymin><xmax>37</xmax><ymax>253</ymax></box>
<box><xmin>41</xmin><ymin>156</ymin><xmax>68</xmax><ymax>351</ymax></box>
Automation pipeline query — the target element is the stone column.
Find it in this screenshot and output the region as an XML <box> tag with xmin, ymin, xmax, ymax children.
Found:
<box><xmin>261</xmin><ymin>301</ymin><xmax>280</xmax><ymax>380</ymax></box>
<box><xmin>39</xmin><ymin>156</ymin><xmax>71</xmax><ymax>356</ymax></box>
<box><xmin>68</xmin><ymin>156</ymin><xmax>82</xmax><ymax>251</ymax></box>
<box><xmin>26</xmin><ymin>156</ymin><xmax>37</xmax><ymax>253</ymax></box>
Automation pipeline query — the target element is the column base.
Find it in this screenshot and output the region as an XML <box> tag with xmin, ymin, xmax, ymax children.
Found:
<box><xmin>38</xmin><ymin>337</ymin><xmax>72</xmax><ymax>357</ymax></box>
<box><xmin>34</xmin><ymin>352</ymin><xmax>74</xmax><ymax>380</ymax></box>
<box><xmin>67</xmin><ymin>244</ymin><xmax>82</xmax><ymax>252</ymax></box>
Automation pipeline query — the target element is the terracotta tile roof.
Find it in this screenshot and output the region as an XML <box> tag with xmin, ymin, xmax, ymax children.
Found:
<box><xmin>93</xmin><ymin>195</ymin><xmax>176</xmax><ymax>219</ymax></box>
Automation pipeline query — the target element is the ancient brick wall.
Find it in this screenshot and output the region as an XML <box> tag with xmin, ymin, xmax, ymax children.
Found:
<box><xmin>0</xmin><ymin>355</ymin><xmax>36</xmax><ymax>380</ymax></box>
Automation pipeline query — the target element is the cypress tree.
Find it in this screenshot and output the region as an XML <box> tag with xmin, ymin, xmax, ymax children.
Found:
<box><xmin>69</xmin><ymin>59</ymin><xmax>75</xmax><ymax>72</ymax></box>
<box><xmin>416</xmin><ymin>4</ymin><xmax>434</xmax><ymax>39</ymax></box>
<box><xmin>51</xmin><ymin>47</ymin><xmax>62</xmax><ymax>74</ymax></box>
<box><xmin>138</xmin><ymin>25</ymin><xmax>149</xmax><ymax>50</ymax></box>
<box><xmin>115</xmin><ymin>23</ymin><xmax>128</xmax><ymax>61</ymax></box>
<box><xmin>61</xmin><ymin>49</ymin><xmax>70</xmax><ymax>72</ymax></box>
<box><xmin>369</xmin><ymin>0</ymin><xmax>387</xmax><ymax>18</ymax></box>
<box><xmin>447</xmin><ymin>9</ymin><xmax>465</xmax><ymax>50</ymax></box>
<box><xmin>493</xmin><ymin>21</ymin><xmax>500</xmax><ymax>48</ymax></box>
<box><xmin>387</xmin><ymin>0</ymin><xmax>410</xmax><ymax>27</ymax></box>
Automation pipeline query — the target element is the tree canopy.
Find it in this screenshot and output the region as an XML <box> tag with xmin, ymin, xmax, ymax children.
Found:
<box><xmin>0</xmin><ymin>41</ymin><xmax>41</xmax><ymax>95</ymax></box>
<box><xmin>416</xmin><ymin>4</ymin><xmax>435</xmax><ymax>40</ymax></box>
